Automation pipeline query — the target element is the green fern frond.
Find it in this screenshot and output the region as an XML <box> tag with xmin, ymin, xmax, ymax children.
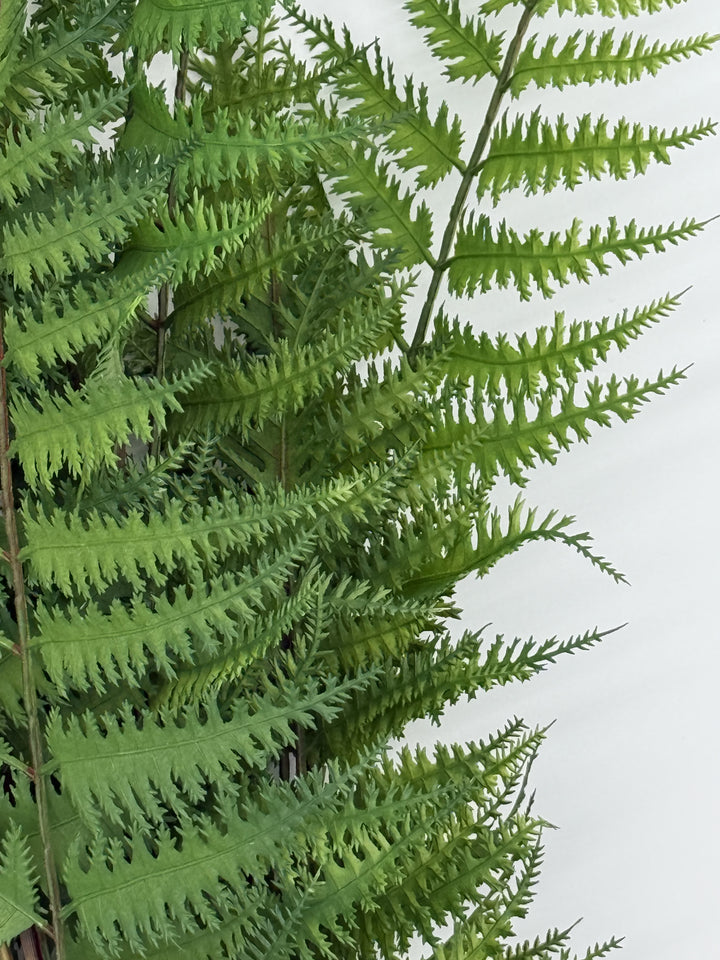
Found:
<box><xmin>285</xmin><ymin>6</ymin><xmax>464</xmax><ymax>187</ymax></box>
<box><xmin>1</xmin><ymin>155</ymin><xmax>168</xmax><ymax>290</ymax></box>
<box><xmin>121</xmin><ymin>80</ymin><xmax>364</xmax><ymax>195</ymax></box>
<box><xmin>121</xmin><ymin>191</ymin><xmax>272</xmax><ymax>285</ymax></box>
<box><xmin>448</xmin><ymin>214</ymin><xmax>705</xmax><ymax>300</ymax></box>
<box><xmin>121</xmin><ymin>0</ymin><xmax>272</xmax><ymax>61</ymax></box>
<box><xmin>178</xmin><ymin>282</ymin><xmax>410</xmax><ymax>434</ymax></box>
<box><xmin>405</xmin><ymin>0</ymin><xmax>504</xmax><ymax>84</ymax></box>
<box><xmin>436</xmin><ymin>291</ymin><xmax>683</xmax><ymax>398</ymax></box>
<box><xmin>478</xmin><ymin>110</ymin><xmax>716</xmax><ymax>205</ymax></box>
<box><xmin>0</xmin><ymin>88</ymin><xmax>127</xmax><ymax>203</ymax></box>
<box><xmin>0</xmin><ymin>0</ymin><xmax>25</xmax><ymax>114</ymax></box>
<box><xmin>48</xmin><ymin>680</ymin><xmax>355</xmax><ymax>829</ymax></box>
<box><xmin>511</xmin><ymin>30</ymin><xmax>718</xmax><ymax>97</ymax></box>
<box><xmin>396</xmin><ymin>498</ymin><xmax>625</xmax><ymax>596</ymax></box>
<box><xmin>532</xmin><ymin>0</ymin><xmax>689</xmax><ymax>17</ymax></box>
<box><xmin>64</xmin><ymin>765</ymin><xmax>357</xmax><ymax>955</ymax></box>
<box><xmin>0</xmin><ymin>823</ymin><xmax>43</xmax><ymax>944</ymax></box>
<box><xmin>421</xmin><ymin>366</ymin><xmax>684</xmax><ymax>487</ymax></box>
<box><xmin>428</xmin><ymin>837</ymin><xmax>545</xmax><ymax>959</ymax></box>
<box><xmin>330</xmin><ymin>144</ymin><xmax>435</xmax><ymax>270</ymax></box>
<box><xmin>4</xmin><ymin>258</ymin><xmax>171</xmax><ymax>381</ymax></box>
<box><xmin>33</xmin><ymin>548</ymin><xmax>308</xmax><ymax>690</ymax></box>
<box><xmin>11</xmin><ymin>366</ymin><xmax>208</xmax><ymax>489</ymax></box>
<box><xmin>476</xmin><ymin>625</ymin><xmax>620</xmax><ymax>688</ymax></box>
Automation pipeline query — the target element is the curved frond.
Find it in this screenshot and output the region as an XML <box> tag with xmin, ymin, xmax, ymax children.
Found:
<box><xmin>11</xmin><ymin>365</ymin><xmax>208</xmax><ymax>489</ymax></box>
<box><xmin>478</xmin><ymin>110</ymin><xmax>716</xmax><ymax>205</ymax></box>
<box><xmin>511</xmin><ymin>30</ymin><xmax>718</xmax><ymax>97</ymax></box>
<box><xmin>405</xmin><ymin>0</ymin><xmax>504</xmax><ymax>84</ymax></box>
<box><xmin>448</xmin><ymin>214</ymin><xmax>705</xmax><ymax>301</ymax></box>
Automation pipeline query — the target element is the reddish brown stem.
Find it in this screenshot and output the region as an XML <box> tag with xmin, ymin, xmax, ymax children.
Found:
<box><xmin>0</xmin><ymin>308</ymin><xmax>64</xmax><ymax>959</ymax></box>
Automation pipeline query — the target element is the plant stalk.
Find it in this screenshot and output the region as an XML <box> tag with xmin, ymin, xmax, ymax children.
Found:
<box><xmin>408</xmin><ymin>2</ymin><xmax>538</xmax><ymax>358</ymax></box>
<box><xmin>0</xmin><ymin>308</ymin><xmax>64</xmax><ymax>959</ymax></box>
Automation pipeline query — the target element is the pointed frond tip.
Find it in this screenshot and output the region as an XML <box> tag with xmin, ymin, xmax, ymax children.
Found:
<box><xmin>478</xmin><ymin>111</ymin><xmax>716</xmax><ymax>205</ymax></box>
<box><xmin>448</xmin><ymin>215</ymin><xmax>706</xmax><ymax>301</ymax></box>
<box><xmin>511</xmin><ymin>29</ymin><xmax>718</xmax><ymax>97</ymax></box>
<box><xmin>436</xmin><ymin>290</ymin><xmax>686</xmax><ymax>399</ymax></box>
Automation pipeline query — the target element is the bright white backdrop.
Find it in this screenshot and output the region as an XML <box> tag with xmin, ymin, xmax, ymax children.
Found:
<box><xmin>290</xmin><ymin>1</ymin><xmax>720</xmax><ymax>956</ymax></box>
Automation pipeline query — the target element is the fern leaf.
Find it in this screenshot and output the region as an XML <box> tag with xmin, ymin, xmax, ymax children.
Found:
<box><xmin>11</xmin><ymin>366</ymin><xmax>208</xmax><ymax>490</ymax></box>
<box><xmin>0</xmin><ymin>87</ymin><xmax>127</xmax><ymax>202</ymax></box>
<box><xmin>476</xmin><ymin>625</ymin><xmax>619</xmax><ymax>688</ymax></box>
<box><xmin>511</xmin><ymin>30</ymin><xmax>718</xmax><ymax>97</ymax></box>
<box><xmin>330</xmin><ymin>144</ymin><xmax>435</xmax><ymax>270</ymax></box>
<box><xmin>178</xmin><ymin>282</ymin><xmax>410</xmax><ymax>434</ymax></box>
<box><xmin>422</xmin><ymin>367</ymin><xmax>684</xmax><ymax>487</ymax></box>
<box><xmin>121</xmin><ymin>0</ymin><xmax>273</xmax><ymax>61</ymax></box>
<box><xmin>121</xmin><ymin>80</ymin><xmax>363</xmax><ymax>194</ymax></box>
<box><xmin>285</xmin><ymin>6</ymin><xmax>464</xmax><ymax>187</ymax></box>
<box><xmin>4</xmin><ymin>258</ymin><xmax>171</xmax><ymax>381</ymax></box>
<box><xmin>405</xmin><ymin>0</ymin><xmax>504</xmax><ymax>84</ymax></box>
<box><xmin>20</xmin><ymin>477</ymin><xmax>356</xmax><ymax>597</ymax></box>
<box><xmin>436</xmin><ymin>292</ymin><xmax>683</xmax><ymax>398</ymax></box>
<box><xmin>0</xmin><ymin>824</ymin><xmax>43</xmax><ymax>944</ymax></box>
<box><xmin>478</xmin><ymin>110</ymin><xmax>716</xmax><ymax>205</ymax></box>
<box><xmin>0</xmin><ymin>0</ymin><xmax>25</xmax><ymax>113</ymax></box>
<box><xmin>47</xmin><ymin>680</ymin><xmax>354</xmax><ymax>829</ymax></box>
<box><xmin>121</xmin><ymin>191</ymin><xmax>272</xmax><ymax>285</ymax></box>
<box><xmin>448</xmin><ymin>214</ymin><xmax>705</xmax><ymax>301</ymax></box>
<box><xmin>170</xmin><ymin>215</ymin><xmax>361</xmax><ymax>335</ymax></box>
<box><xmin>64</xmin><ymin>767</ymin><xmax>355</xmax><ymax>955</ymax></box>
<box><xmin>0</xmin><ymin>155</ymin><xmax>168</xmax><ymax>290</ymax></box>
<box><xmin>397</xmin><ymin>498</ymin><xmax>625</xmax><ymax>596</ymax></box>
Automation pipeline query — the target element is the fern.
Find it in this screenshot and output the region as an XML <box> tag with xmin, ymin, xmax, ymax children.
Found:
<box><xmin>0</xmin><ymin>1</ymin><xmax>713</xmax><ymax>958</ymax></box>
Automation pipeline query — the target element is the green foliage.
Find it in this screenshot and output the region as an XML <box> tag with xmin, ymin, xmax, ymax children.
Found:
<box><xmin>0</xmin><ymin>0</ymin><xmax>712</xmax><ymax>958</ymax></box>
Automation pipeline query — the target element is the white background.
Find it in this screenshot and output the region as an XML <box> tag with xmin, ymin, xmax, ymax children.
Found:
<box><xmin>292</xmin><ymin>1</ymin><xmax>720</xmax><ymax>956</ymax></box>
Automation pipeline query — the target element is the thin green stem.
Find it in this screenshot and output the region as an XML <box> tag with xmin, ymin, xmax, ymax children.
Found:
<box><xmin>0</xmin><ymin>307</ymin><xmax>64</xmax><ymax>960</ymax></box>
<box><xmin>408</xmin><ymin>2</ymin><xmax>538</xmax><ymax>358</ymax></box>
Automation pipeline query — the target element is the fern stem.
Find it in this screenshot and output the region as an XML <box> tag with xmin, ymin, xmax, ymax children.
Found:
<box><xmin>409</xmin><ymin>2</ymin><xmax>538</xmax><ymax>358</ymax></box>
<box><xmin>0</xmin><ymin>308</ymin><xmax>65</xmax><ymax>960</ymax></box>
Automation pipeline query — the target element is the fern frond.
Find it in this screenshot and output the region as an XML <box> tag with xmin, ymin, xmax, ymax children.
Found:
<box><xmin>0</xmin><ymin>0</ymin><xmax>26</xmax><ymax>114</ymax></box>
<box><xmin>0</xmin><ymin>88</ymin><xmax>128</xmax><ymax>203</ymax></box>
<box><xmin>396</xmin><ymin>498</ymin><xmax>626</xmax><ymax>596</ymax></box>
<box><xmin>0</xmin><ymin>823</ymin><xmax>43</xmax><ymax>944</ymax></box>
<box><xmin>64</xmin><ymin>766</ymin><xmax>356</xmax><ymax>955</ymax></box>
<box><xmin>121</xmin><ymin>191</ymin><xmax>272</xmax><ymax>285</ymax></box>
<box><xmin>285</xmin><ymin>6</ymin><xmax>464</xmax><ymax>187</ymax></box>
<box><xmin>178</xmin><ymin>282</ymin><xmax>410</xmax><ymax>434</ymax></box>
<box><xmin>121</xmin><ymin>80</ymin><xmax>364</xmax><ymax>195</ymax></box>
<box><xmin>1</xmin><ymin>155</ymin><xmax>168</xmax><ymax>290</ymax></box>
<box><xmin>122</xmin><ymin>0</ymin><xmax>272</xmax><ymax>61</ymax></box>
<box><xmin>511</xmin><ymin>30</ymin><xmax>718</xmax><ymax>97</ymax></box>
<box><xmin>422</xmin><ymin>366</ymin><xmax>684</xmax><ymax>487</ymax></box>
<box><xmin>33</xmin><ymin>548</ymin><xmax>307</xmax><ymax>690</ymax></box>
<box><xmin>21</xmin><ymin>478</ymin><xmax>354</xmax><ymax>597</ymax></box>
<box><xmin>4</xmin><ymin>258</ymin><xmax>171</xmax><ymax>381</ymax></box>
<box><xmin>11</xmin><ymin>366</ymin><xmax>208</xmax><ymax>489</ymax></box>
<box><xmin>48</xmin><ymin>679</ymin><xmax>354</xmax><ymax>829</ymax></box>
<box><xmin>405</xmin><ymin>0</ymin><xmax>504</xmax><ymax>84</ymax></box>
<box><xmin>330</xmin><ymin>144</ymin><xmax>435</xmax><ymax>270</ymax></box>
<box><xmin>478</xmin><ymin>111</ymin><xmax>716</xmax><ymax>205</ymax></box>
<box><xmin>531</xmin><ymin>0</ymin><xmax>689</xmax><ymax>17</ymax></box>
<box><xmin>476</xmin><ymin>625</ymin><xmax>619</xmax><ymax>688</ymax></box>
<box><xmin>437</xmin><ymin>291</ymin><xmax>683</xmax><ymax>398</ymax></box>
<box><xmin>448</xmin><ymin>214</ymin><xmax>705</xmax><ymax>300</ymax></box>
<box><xmin>169</xmin><ymin>214</ymin><xmax>360</xmax><ymax>335</ymax></box>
